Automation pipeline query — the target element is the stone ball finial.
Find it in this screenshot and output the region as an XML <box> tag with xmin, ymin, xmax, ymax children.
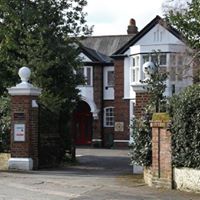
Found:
<box><xmin>143</xmin><ymin>61</ymin><xmax>156</xmax><ymax>80</ymax></box>
<box><xmin>18</xmin><ymin>66</ymin><xmax>31</xmax><ymax>83</ymax></box>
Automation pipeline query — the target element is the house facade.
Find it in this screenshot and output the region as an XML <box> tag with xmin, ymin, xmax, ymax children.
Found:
<box><xmin>73</xmin><ymin>16</ymin><xmax>192</xmax><ymax>148</ymax></box>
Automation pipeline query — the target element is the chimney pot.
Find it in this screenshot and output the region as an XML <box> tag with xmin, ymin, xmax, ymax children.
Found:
<box><xmin>127</xmin><ymin>18</ymin><xmax>138</xmax><ymax>35</ymax></box>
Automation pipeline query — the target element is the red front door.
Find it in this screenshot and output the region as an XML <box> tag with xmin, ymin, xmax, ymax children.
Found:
<box><xmin>73</xmin><ymin>101</ymin><xmax>92</xmax><ymax>145</ymax></box>
<box><xmin>74</xmin><ymin>112</ymin><xmax>92</xmax><ymax>145</ymax></box>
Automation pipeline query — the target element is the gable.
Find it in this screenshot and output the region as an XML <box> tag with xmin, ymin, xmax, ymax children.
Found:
<box><xmin>79</xmin><ymin>52</ymin><xmax>92</xmax><ymax>62</ymax></box>
<box><xmin>113</xmin><ymin>15</ymin><xmax>184</xmax><ymax>56</ymax></box>
<box><xmin>79</xmin><ymin>46</ymin><xmax>112</xmax><ymax>63</ymax></box>
<box><xmin>135</xmin><ymin>23</ymin><xmax>184</xmax><ymax>46</ymax></box>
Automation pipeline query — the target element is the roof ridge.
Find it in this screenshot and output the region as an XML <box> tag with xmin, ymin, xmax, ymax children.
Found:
<box><xmin>84</xmin><ymin>34</ymin><xmax>135</xmax><ymax>38</ymax></box>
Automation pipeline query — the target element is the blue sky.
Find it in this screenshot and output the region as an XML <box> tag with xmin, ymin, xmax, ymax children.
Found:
<box><xmin>84</xmin><ymin>0</ymin><xmax>164</xmax><ymax>36</ymax></box>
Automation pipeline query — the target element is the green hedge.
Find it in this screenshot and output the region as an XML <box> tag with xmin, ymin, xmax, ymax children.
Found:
<box><xmin>170</xmin><ymin>84</ymin><xmax>200</xmax><ymax>169</ymax></box>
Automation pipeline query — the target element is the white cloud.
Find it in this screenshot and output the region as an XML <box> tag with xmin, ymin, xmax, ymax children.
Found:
<box><xmin>84</xmin><ymin>0</ymin><xmax>164</xmax><ymax>35</ymax></box>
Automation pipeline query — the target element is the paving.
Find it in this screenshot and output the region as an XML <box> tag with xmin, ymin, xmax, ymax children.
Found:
<box><xmin>0</xmin><ymin>147</ymin><xmax>200</xmax><ymax>200</ymax></box>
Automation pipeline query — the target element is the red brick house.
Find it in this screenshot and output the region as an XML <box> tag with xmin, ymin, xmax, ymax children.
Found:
<box><xmin>73</xmin><ymin>16</ymin><xmax>192</xmax><ymax>148</ymax></box>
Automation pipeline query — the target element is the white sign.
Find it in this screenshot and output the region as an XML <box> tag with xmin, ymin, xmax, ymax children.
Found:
<box><xmin>14</xmin><ymin>124</ymin><xmax>25</xmax><ymax>142</ymax></box>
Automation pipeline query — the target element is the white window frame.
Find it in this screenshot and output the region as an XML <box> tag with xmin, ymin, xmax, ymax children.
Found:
<box><xmin>142</xmin><ymin>54</ymin><xmax>167</xmax><ymax>66</ymax></box>
<box><xmin>131</xmin><ymin>55</ymin><xmax>140</xmax><ymax>83</ymax></box>
<box><xmin>106</xmin><ymin>70</ymin><xmax>114</xmax><ymax>87</ymax></box>
<box><xmin>131</xmin><ymin>67</ymin><xmax>139</xmax><ymax>83</ymax></box>
<box><xmin>133</xmin><ymin>56</ymin><xmax>139</xmax><ymax>67</ymax></box>
<box><xmin>78</xmin><ymin>66</ymin><xmax>93</xmax><ymax>86</ymax></box>
<box><xmin>104</xmin><ymin>107</ymin><xmax>114</xmax><ymax>127</ymax></box>
<box><xmin>159</xmin><ymin>54</ymin><xmax>167</xmax><ymax>66</ymax></box>
<box><xmin>142</xmin><ymin>55</ymin><xmax>150</xmax><ymax>64</ymax></box>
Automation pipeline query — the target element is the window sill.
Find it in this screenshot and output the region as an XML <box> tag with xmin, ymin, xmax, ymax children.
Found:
<box><xmin>78</xmin><ymin>85</ymin><xmax>93</xmax><ymax>87</ymax></box>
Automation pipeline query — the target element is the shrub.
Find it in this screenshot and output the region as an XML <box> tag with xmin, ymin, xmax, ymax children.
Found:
<box><xmin>170</xmin><ymin>84</ymin><xmax>200</xmax><ymax>168</ymax></box>
<box><xmin>129</xmin><ymin>112</ymin><xmax>152</xmax><ymax>167</ymax></box>
<box><xmin>0</xmin><ymin>95</ymin><xmax>11</xmax><ymax>152</ymax></box>
<box><xmin>129</xmin><ymin>56</ymin><xmax>167</xmax><ymax>167</ymax></box>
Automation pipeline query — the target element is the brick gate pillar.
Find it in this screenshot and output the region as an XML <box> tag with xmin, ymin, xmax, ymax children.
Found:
<box><xmin>150</xmin><ymin>113</ymin><xmax>172</xmax><ymax>189</ymax></box>
<box><xmin>7</xmin><ymin>67</ymin><xmax>41</xmax><ymax>170</ymax></box>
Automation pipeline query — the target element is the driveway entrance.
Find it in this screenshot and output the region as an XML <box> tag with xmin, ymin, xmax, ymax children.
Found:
<box><xmin>0</xmin><ymin>148</ymin><xmax>199</xmax><ymax>200</ymax></box>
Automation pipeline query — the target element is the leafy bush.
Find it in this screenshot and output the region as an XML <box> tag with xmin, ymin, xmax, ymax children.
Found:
<box><xmin>129</xmin><ymin>112</ymin><xmax>152</xmax><ymax>166</ymax></box>
<box><xmin>0</xmin><ymin>95</ymin><xmax>11</xmax><ymax>152</ymax></box>
<box><xmin>170</xmin><ymin>84</ymin><xmax>200</xmax><ymax>168</ymax></box>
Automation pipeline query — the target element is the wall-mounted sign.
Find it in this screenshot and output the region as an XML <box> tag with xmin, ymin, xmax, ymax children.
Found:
<box><xmin>114</xmin><ymin>122</ymin><xmax>124</xmax><ymax>132</ymax></box>
<box><xmin>14</xmin><ymin>124</ymin><xmax>25</xmax><ymax>142</ymax></box>
<box><xmin>14</xmin><ymin>112</ymin><xmax>25</xmax><ymax>121</ymax></box>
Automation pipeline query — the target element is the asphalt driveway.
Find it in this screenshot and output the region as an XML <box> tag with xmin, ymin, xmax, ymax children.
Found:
<box><xmin>0</xmin><ymin>147</ymin><xmax>199</xmax><ymax>200</ymax></box>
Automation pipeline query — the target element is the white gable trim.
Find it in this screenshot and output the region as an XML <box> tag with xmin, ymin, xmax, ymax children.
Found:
<box><xmin>79</xmin><ymin>52</ymin><xmax>92</xmax><ymax>62</ymax></box>
<box><xmin>135</xmin><ymin>24</ymin><xmax>184</xmax><ymax>46</ymax></box>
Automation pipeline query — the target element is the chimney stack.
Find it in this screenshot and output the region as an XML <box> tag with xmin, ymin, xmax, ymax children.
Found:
<box><xmin>127</xmin><ymin>18</ymin><xmax>138</xmax><ymax>35</ymax></box>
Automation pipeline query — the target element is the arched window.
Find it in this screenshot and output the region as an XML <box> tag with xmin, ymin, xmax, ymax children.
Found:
<box><xmin>104</xmin><ymin>107</ymin><xmax>114</xmax><ymax>127</ymax></box>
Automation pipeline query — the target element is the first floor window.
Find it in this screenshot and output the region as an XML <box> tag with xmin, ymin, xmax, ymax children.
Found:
<box><xmin>142</xmin><ymin>54</ymin><xmax>167</xmax><ymax>66</ymax></box>
<box><xmin>86</xmin><ymin>67</ymin><xmax>92</xmax><ymax>85</ymax></box>
<box><xmin>170</xmin><ymin>54</ymin><xmax>176</xmax><ymax>66</ymax></box>
<box><xmin>77</xmin><ymin>66</ymin><xmax>92</xmax><ymax>86</ymax></box>
<box><xmin>104</xmin><ymin>107</ymin><xmax>114</xmax><ymax>127</ymax></box>
<box><xmin>177</xmin><ymin>67</ymin><xmax>183</xmax><ymax>81</ymax></box>
<box><xmin>131</xmin><ymin>67</ymin><xmax>139</xmax><ymax>83</ymax></box>
<box><xmin>169</xmin><ymin>67</ymin><xmax>176</xmax><ymax>81</ymax></box>
<box><xmin>132</xmin><ymin>56</ymin><xmax>139</xmax><ymax>66</ymax></box>
<box><xmin>132</xmin><ymin>68</ymin><xmax>136</xmax><ymax>82</ymax></box>
<box><xmin>177</xmin><ymin>55</ymin><xmax>183</xmax><ymax>66</ymax></box>
<box><xmin>160</xmin><ymin>54</ymin><xmax>167</xmax><ymax>65</ymax></box>
<box><xmin>142</xmin><ymin>55</ymin><xmax>149</xmax><ymax>63</ymax></box>
<box><xmin>151</xmin><ymin>54</ymin><xmax>158</xmax><ymax>64</ymax></box>
<box><xmin>107</xmin><ymin>70</ymin><xmax>114</xmax><ymax>86</ymax></box>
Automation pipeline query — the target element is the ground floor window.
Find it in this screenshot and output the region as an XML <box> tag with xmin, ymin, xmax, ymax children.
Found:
<box><xmin>104</xmin><ymin>107</ymin><xmax>114</xmax><ymax>127</ymax></box>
